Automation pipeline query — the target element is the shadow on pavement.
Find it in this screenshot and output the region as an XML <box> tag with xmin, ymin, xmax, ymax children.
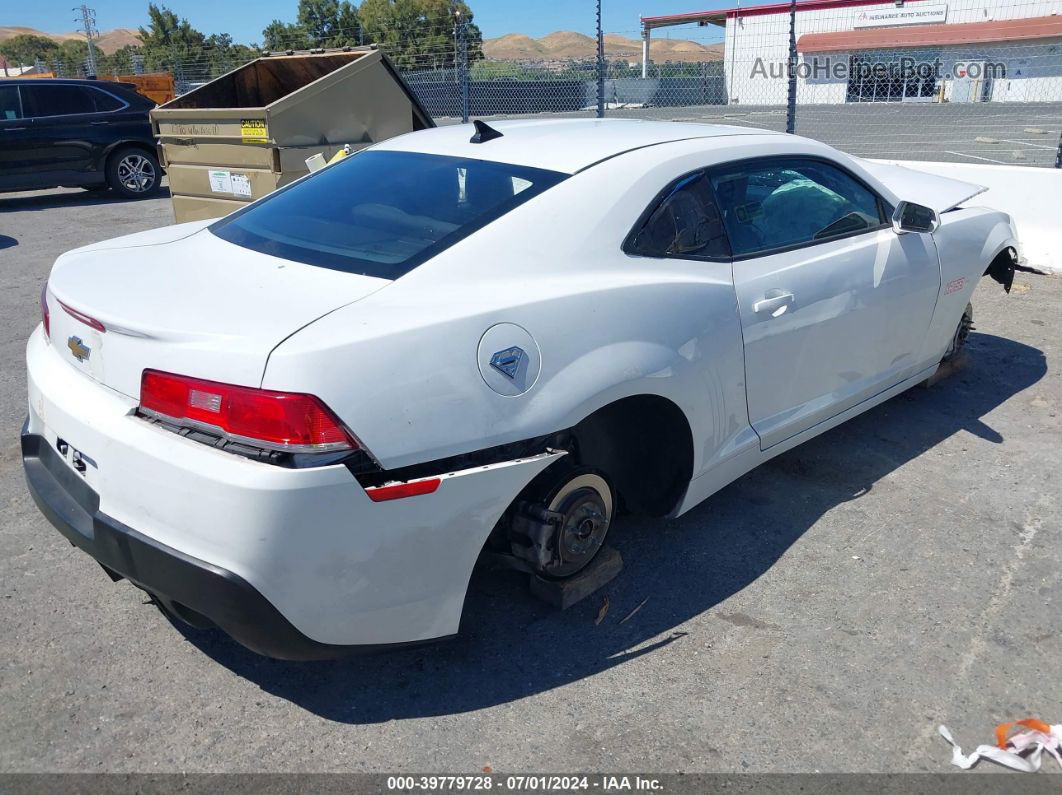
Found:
<box><xmin>0</xmin><ymin>235</ymin><xmax>16</xmax><ymax>249</ymax></box>
<box><xmin>175</xmin><ymin>331</ymin><xmax>1045</xmax><ymax>723</ymax></box>
<box><xmin>0</xmin><ymin>186</ymin><xmax>170</xmax><ymax>212</ymax></box>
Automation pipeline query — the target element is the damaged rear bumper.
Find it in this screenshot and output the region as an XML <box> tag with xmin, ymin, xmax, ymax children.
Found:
<box><xmin>23</xmin><ymin>326</ymin><xmax>563</xmax><ymax>658</ymax></box>
<box><xmin>23</xmin><ymin>426</ymin><xmax>382</xmax><ymax>660</ymax></box>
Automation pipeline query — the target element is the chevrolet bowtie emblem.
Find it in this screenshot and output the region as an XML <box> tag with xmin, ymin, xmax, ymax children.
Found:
<box><xmin>67</xmin><ymin>335</ymin><xmax>91</xmax><ymax>363</ymax></box>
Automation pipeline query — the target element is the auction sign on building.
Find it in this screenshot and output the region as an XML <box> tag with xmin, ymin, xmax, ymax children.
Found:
<box><xmin>854</xmin><ymin>3</ymin><xmax>949</xmax><ymax>27</ymax></box>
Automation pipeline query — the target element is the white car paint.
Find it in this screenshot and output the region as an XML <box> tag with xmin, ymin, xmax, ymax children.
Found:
<box><xmin>25</xmin><ymin>119</ymin><xmax>1018</xmax><ymax>656</ymax></box>
<box><xmin>857</xmin><ymin>159</ymin><xmax>987</xmax><ymax>213</ymax></box>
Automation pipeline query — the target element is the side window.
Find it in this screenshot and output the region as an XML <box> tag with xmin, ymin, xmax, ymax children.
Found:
<box><xmin>0</xmin><ymin>86</ymin><xmax>21</xmax><ymax>120</ymax></box>
<box><xmin>626</xmin><ymin>171</ymin><xmax>730</xmax><ymax>259</ymax></box>
<box><xmin>710</xmin><ymin>158</ymin><xmax>884</xmax><ymax>257</ymax></box>
<box><xmin>23</xmin><ymin>85</ymin><xmax>97</xmax><ymax>118</ymax></box>
<box><xmin>90</xmin><ymin>88</ymin><xmax>124</xmax><ymax>112</ymax></box>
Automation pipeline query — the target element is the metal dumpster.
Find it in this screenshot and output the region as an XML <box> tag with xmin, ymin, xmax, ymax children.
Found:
<box><xmin>152</xmin><ymin>47</ymin><xmax>433</xmax><ymax>223</ymax></box>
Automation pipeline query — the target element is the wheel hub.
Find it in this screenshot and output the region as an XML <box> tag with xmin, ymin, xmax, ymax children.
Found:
<box><xmin>509</xmin><ymin>471</ymin><xmax>614</xmax><ymax>579</ymax></box>
<box><xmin>558</xmin><ymin>490</ymin><xmax>607</xmax><ymax>564</ymax></box>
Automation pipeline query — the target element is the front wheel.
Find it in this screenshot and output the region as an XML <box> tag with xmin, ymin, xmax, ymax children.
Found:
<box><xmin>922</xmin><ymin>303</ymin><xmax>974</xmax><ymax>388</ymax></box>
<box><xmin>943</xmin><ymin>302</ymin><xmax>974</xmax><ymax>362</ymax></box>
<box><xmin>106</xmin><ymin>147</ymin><xmax>161</xmax><ymax>199</ymax></box>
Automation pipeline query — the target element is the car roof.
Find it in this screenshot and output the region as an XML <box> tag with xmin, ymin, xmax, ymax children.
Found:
<box><xmin>0</xmin><ymin>78</ymin><xmax>139</xmax><ymax>91</ymax></box>
<box><xmin>374</xmin><ymin>118</ymin><xmax>780</xmax><ymax>174</ymax></box>
<box><xmin>1</xmin><ymin>78</ymin><xmax>100</xmax><ymax>85</ymax></box>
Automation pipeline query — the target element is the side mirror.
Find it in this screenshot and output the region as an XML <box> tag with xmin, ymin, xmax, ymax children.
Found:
<box><xmin>892</xmin><ymin>201</ymin><xmax>940</xmax><ymax>234</ymax></box>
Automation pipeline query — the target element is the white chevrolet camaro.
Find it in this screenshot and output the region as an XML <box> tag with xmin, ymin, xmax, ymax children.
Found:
<box><xmin>24</xmin><ymin>119</ymin><xmax>1021</xmax><ymax>659</ymax></box>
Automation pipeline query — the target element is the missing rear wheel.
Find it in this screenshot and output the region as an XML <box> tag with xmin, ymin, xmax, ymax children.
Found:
<box><xmin>509</xmin><ymin>468</ymin><xmax>614</xmax><ymax>580</ymax></box>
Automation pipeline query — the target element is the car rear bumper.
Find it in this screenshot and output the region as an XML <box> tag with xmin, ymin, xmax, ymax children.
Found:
<box><xmin>24</xmin><ymin>326</ymin><xmax>560</xmax><ymax>658</ymax></box>
<box><xmin>22</xmin><ymin>426</ymin><xmax>384</xmax><ymax>660</ymax></box>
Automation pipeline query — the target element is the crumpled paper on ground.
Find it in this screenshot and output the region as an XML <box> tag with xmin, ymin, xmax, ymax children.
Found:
<box><xmin>939</xmin><ymin>720</ymin><xmax>1062</xmax><ymax>772</ymax></box>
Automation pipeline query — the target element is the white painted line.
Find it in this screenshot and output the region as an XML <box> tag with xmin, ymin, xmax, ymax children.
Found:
<box><xmin>945</xmin><ymin>150</ymin><xmax>1007</xmax><ymax>164</ymax></box>
<box><xmin>1000</xmin><ymin>139</ymin><xmax>1056</xmax><ymax>150</ymax></box>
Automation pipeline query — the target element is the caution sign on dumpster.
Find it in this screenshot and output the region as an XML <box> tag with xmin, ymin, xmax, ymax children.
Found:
<box><xmin>240</xmin><ymin>119</ymin><xmax>268</xmax><ymax>143</ymax></box>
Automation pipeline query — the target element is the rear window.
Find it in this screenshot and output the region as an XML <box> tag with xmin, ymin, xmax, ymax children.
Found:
<box><xmin>210</xmin><ymin>150</ymin><xmax>567</xmax><ymax>279</ymax></box>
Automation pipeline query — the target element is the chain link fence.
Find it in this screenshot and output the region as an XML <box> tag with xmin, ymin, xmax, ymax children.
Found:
<box><xmin>696</xmin><ymin>0</ymin><xmax>1062</xmax><ymax>167</ymax></box>
<box><xmin>404</xmin><ymin>0</ymin><xmax>1062</xmax><ymax>168</ymax></box>
<box><xmin>36</xmin><ymin>0</ymin><xmax>1062</xmax><ymax>168</ymax></box>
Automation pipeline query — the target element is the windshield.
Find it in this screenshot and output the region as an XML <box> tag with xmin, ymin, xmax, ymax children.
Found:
<box><xmin>210</xmin><ymin>150</ymin><xmax>567</xmax><ymax>279</ymax></box>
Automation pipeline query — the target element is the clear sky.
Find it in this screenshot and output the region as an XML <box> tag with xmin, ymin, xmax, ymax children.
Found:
<box><xmin>6</xmin><ymin>1</ymin><xmax>734</xmax><ymax>45</ymax></box>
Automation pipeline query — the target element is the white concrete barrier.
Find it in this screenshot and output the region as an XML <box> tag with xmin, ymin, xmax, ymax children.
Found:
<box><xmin>871</xmin><ymin>159</ymin><xmax>1062</xmax><ymax>274</ymax></box>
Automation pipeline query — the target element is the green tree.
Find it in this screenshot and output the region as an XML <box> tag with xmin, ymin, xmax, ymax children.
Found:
<box><xmin>359</xmin><ymin>0</ymin><xmax>482</xmax><ymax>71</ymax></box>
<box><xmin>137</xmin><ymin>3</ymin><xmax>207</xmax><ymax>76</ymax></box>
<box><xmin>263</xmin><ymin>0</ymin><xmax>362</xmax><ymax>50</ymax></box>
<box><xmin>106</xmin><ymin>44</ymin><xmax>143</xmax><ymax>75</ymax></box>
<box><xmin>57</xmin><ymin>39</ymin><xmax>90</xmax><ymax>75</ymax></box>
<box><xmin>0</xmin><ymin>34</ymin><xmax>60</xmax><ymax>69</ymax></box>
<box><xmin>203</xmin><ymin>32</ymin><xmax>259</xmax><ymax>76</ymax></box>
<box><xmin>299</xmin><ymin>0</ymin><xmax>361</xmax><ymax>46</ymax></box>
<box><xmin>262</xmin><ymin>19</ymin><xmax>311</xmax><ymax>50</ymax></box>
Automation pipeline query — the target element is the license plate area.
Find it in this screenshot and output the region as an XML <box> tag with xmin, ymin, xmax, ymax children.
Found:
<box><xmin>54</xmin><ymin>436</ymin><xmax>98</xmax><ymax>480</ymax></box>
<box><xmin>29</xmin><ymin>435</ymin><xmax>101</xmax><ymax>539</ymax></box>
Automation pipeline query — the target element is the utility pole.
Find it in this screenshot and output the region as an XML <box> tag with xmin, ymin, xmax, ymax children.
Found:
<box><xmin>596</xmin><ymin>0</ymin><xmax>605</xmax><ymax>118</ymax></box>
<box><xmin>785</xmin><ymin>0</ymin><xmax>797</xmax><ymax>134</ymax></box>
<box><xmin>74</xmin><ymin>4</ymin><xmax>98</xmax><ymax>79</ymax></box>
<box><xmin>456</xmin><ymin>9</ymin><xmax>469</xmax><ymax>124</ymax></box>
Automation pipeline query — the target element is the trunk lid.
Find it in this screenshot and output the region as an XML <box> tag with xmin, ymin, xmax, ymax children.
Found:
<box><xmin>47</xmin><ymin>226</ymin><xmax>389</xmax><ymax>398</ymax></box>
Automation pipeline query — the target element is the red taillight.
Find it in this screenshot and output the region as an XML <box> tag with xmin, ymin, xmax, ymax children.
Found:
<box><xmin>40</xmin><ymin>283</ymin><xmax>50</xmax><ymax>339</ymax></box>
<box><xmin>139</xmin><ymin>370</ymin><xmax>358</xmax><ymax>454</ymax></box>
<box><xmin>58</xmin><ymin>299</ymin><xmax>106</xmax><ymax>332</ymax></box>
<box><xmin>365</xmin><ymin>478</ymin><xmax>441</xmax><ymax>502</ymax></box>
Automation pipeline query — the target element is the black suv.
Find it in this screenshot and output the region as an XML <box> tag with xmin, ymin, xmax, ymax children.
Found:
<box><xmin>0</xmin><ymin>78</ymin><xmax>161</xmax><ymax>199</ymax></box>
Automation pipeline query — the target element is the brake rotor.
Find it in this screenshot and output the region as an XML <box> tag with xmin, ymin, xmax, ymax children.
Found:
<box><xmin>544</xmin><ymin>473</ymin><xmax>613</xmax><ymax>579</ymax></box>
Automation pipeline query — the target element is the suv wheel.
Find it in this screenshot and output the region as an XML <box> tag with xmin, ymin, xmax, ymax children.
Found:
<box><xmin>107</xmin><ymin>147</ymin><xmax>160</xmax><ymax>199</ymax></box>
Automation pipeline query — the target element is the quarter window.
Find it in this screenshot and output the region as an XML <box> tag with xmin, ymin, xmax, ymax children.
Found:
<box><xmin>626</xmin><ymin>171</ymin><xmax>730</xmax><ymax>259</ymax></box>
<box><xmin>710</xmin><ymin>158</ymin><xmax>884</xmax><ymax>257</ymax></box>
<box><xmin>90</xmin><ymin>88</ymin><xmax>124</xmax><ymax>112</ymax></box>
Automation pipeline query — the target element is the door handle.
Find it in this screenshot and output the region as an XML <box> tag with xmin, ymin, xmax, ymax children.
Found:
<box><xmin>90</xmin><ymin>120</ymin><xmax>110</xmax><ymax>126</ymax></box>
<box><xmin>753</xmin><ymin>291</ymin><xmax>795</xmax><ymax>316</ymax></box>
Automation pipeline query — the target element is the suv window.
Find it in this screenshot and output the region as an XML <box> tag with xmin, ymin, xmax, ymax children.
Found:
<box><xmin>90</xmin><ymin>87</ymin><xmax>124</xmax><ymax>112</ymax></box>
<box><xmin>23</xmin><ymin>84</ymin><xmax>97</xmax><ymax>118</ymax></box>
<box><xmin>0</xmin><ymin>86</ymin><xmax>21</xmax><ymax>120</ymax></box>
<box><xmin>626</xmin><ymin>171</ymin><xmax>730</xmax><ymax>259</ymax></box>
<box><xmin>210</xmin><ymin>150</ymin><xmax>567</xmax><ymax>279</ymax></box>
<box><xmin>710</xmin><ymin>158</ymin><xmax>885</xmax><ymax>257</ymax></box>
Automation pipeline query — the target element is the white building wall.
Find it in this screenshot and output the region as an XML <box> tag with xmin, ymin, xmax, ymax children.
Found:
<box><xmin>724</xmin><ymin>0</ymin><xmax>1062</xmax><ymax>105</ymax></box>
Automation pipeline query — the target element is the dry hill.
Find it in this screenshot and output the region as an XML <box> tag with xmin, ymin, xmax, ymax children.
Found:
<box><xmin>484</xmin><ymin>30</ymin><xmax>723</xmax><ymax>62</ymax></box>
<box><xmin>0</xmin><ymin>26</ymin><xmax>142</xmax><ymax>55</ymax></box>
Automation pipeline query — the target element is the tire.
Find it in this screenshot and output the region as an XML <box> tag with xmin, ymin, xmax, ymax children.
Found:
<box><xmin>105</xmin><ymin>146</ymin><xmax>161</xmax><ymax>199</ymax></box>
<box><xmin>942</xmin><ymin>302</ymin><xmax>974</xmax><ymax>362</ymax></box>
<box><xmin>922</xmin><ymin>302</ymin><xmax>974</xmax><ymax>388</ymax></box>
